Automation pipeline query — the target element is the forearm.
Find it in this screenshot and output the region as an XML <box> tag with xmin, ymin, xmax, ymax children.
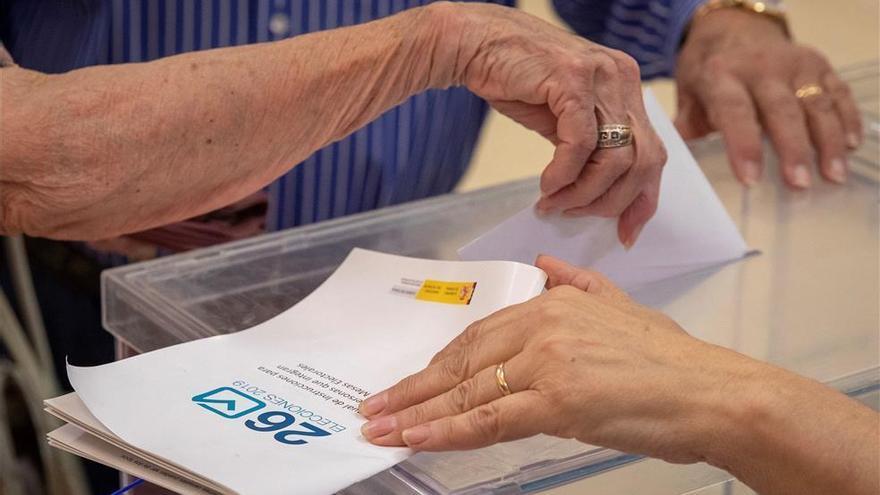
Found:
<box><xmin>0</xmin><ymin>3</ymin><xmax>460</xmax><ymax>240</ymax></box>
<box><xmin>702</xmin><ymin>356</ymin><xmax>879</xmax><ymax>495</ymax></box>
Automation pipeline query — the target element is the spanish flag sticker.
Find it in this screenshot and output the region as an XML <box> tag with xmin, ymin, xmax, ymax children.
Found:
<box><xmin>415</xmin><ymin>280</ymin><xmax>477</xmax><ymax>305</ymax></box>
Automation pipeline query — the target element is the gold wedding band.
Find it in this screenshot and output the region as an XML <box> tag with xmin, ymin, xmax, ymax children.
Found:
<box><xmin>597</xmin><ymin>124</ymin><xmax>633</xmax><ymax>149</ymax></box>
<box><xmin>495</xmin><ymin>362</ymin><xmax>512</xmax><ymax>396</ymax></box>
<box><xmin>795</xmin><ymin>83</ymin><xmax>824</xmax><ymax>100</ymax></box>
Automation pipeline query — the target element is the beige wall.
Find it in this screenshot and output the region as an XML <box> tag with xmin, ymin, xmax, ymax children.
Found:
<box><xmin>458</xmin><ymin>0</ymin><xmax>880</xmax><ymax>192</ymax></box>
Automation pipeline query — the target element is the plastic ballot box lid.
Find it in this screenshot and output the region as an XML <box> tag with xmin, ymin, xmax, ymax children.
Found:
<box><xmin>102</xmin><ymin>62</ymin><xmax>879</xmax><ymax>495</ymax></box>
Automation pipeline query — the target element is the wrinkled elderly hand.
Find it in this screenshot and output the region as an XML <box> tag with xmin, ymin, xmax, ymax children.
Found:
<box><xmin>360</xmin><ymin>256</ymin><xmax>880</xmax><ymax>495</ymax></box>
<box><xmin>358</xmin><ymin>255</ymin><xmax>752</xmax><ymax>462</ymax></box>
<box><xmin>443</xmin><ymin>3</ymin><xmax>668</xmax><ymax>246</ymax></box>
<box><xmin>675</xmin><ymin>8</ymin><xmax>861</xmax><ymax>188</ymax></box>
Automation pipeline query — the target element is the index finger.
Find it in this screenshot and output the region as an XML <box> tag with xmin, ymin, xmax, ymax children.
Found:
<box><xmin>540</xmin><ymin>95</ymin><xmax>596</xmax><ymax>196</ymax></box>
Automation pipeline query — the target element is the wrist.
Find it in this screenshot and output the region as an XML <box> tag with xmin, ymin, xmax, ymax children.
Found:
<box><xmin>685</xmin><ymin>348</ymin><xmax>789</xmax><ymax>469</ymax></box>
<box><xmin>417</xmin><ymin>2</ymin><xmax>471</xmax><ymax>89</ymax></box>
<box><xmin>686</xmin><ymin>6</ymin><xmax>788</xmax><ymax>49</ymax></box>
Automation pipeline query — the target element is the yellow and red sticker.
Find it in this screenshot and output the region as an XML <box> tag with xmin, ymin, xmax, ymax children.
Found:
<box><xmin>391</xmin><ymin>278</ymin><xmax>477</xmax><ymax>305</ymax></box>
<box><xmin>415</xmin><ymin>280</ymin><xmax>476</xmax><ymax>305</ymax></box>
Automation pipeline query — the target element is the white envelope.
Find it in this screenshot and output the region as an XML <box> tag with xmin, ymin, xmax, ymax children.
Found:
<box><xmin>459</xmin><ymin>90</ymin><xmax>750</xmax><ymax>291</ymax></box>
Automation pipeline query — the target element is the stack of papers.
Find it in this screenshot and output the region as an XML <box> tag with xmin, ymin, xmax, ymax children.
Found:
<box><xmin>48</xmin><ymin>250</ymin><xmax>548</xmax><ymax>494</ymax></box>
<box><xmin>46</xmin><ymin>90</ymin><xmax>750</xmax><ymax>494</ymax></box>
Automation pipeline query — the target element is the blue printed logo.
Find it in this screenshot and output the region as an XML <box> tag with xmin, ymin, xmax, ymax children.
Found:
<box><xmin>192</xmin><ymin>387</ymin><xmax>266</xmax><ymax>419</ymax></box>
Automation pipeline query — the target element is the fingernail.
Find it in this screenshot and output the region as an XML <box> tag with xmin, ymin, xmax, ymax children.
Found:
<box><xmin>741</xmin><ymin>161</ymin><xmax>761</xmax><ymax>187</ymax></box>
<box><xmin>623</xmin><ymin>224</ymin><xmax>644</xmax><ymax>250</ymax></box>
<box><xmin>535</xmin><ymin>199</ymin><xmax>554</xmax><ymax>216</ymax></box>
<box><xmin>361</xmin><ymin>416</ymin><xmax>396</xmax><ymax>440</ymax></box>
<box><xmin>402</xmin><ymin>425</ymin><xmax>431</xmax><ymax>446</ymax></box>
<box><xmin>359</xmin><ymin>393</ymin><xmax>387</xmax><ymax>417</ymax></box>
<box><xmin>828</xmin><ymin>158</ymin><xmax>847</xmax><ymax>184</ymax></box>
<box><xmin>847</xmin><ymin>133</ymin><xmax>861</xmax><ymax>149</ymax></box>
<box><xmin>791</xmin><ymin>165</ymin><xmax>811</xmax><ymax>189</ymax></box>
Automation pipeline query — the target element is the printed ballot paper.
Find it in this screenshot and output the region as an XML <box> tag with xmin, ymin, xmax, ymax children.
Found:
<box><xmin>48</xmin><ymin>250</ymin><xmax>548</xmax><ymax>495</ymax></box>
<box><xmin>460</xmin><ymin>91</ymin><xmax>750</xmax><ymax>291</ymax></box>
<box><xmin>46</xmin><ymin>89</ymin><xmax>751</xmax><ymax>494</ymax></box>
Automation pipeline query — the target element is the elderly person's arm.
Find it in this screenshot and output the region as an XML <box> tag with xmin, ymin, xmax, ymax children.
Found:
<box><xmin>0</xmin><ymin>2</ymin><xmax>666</xmax><ymax>245</ymax></box>
<box><xmin>360</xmin><ymin>256</ymin><xmax>879</xmax><ymax>495</ymax></box>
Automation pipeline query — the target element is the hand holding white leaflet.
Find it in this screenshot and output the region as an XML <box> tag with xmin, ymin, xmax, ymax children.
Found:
<box><xmin>459</xmin><ymin>90</ymin><xmax>750</xmax><ymax>290</ymax></box>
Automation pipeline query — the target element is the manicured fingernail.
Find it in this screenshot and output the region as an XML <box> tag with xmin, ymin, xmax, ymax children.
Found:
<box><xmin>402</xmin><ymin>425</ymin><xmax>431</xmax><ymax>446</ymax></box>
<box><xmin>828</xmin><ymin>158</ymin><xmax>847</xmax><ymax>184</ymax></box>
<box><xmin>623</xmin><ymin>224</ymin><xmax>644</xmax><ymax>250</ymax></box>
<box><xmin>741</xmin><ymin>161</ymin><xmax>761</xmax><ymax>186</ymax></box>
<box><xmin>847</xmin><ymin>133</ymin><xmax>861</xmax><ymax>149</ymax></box>
<box><xmin>359</xmin><ymin>393</ymin><xmax>387</xmax><ymax>417</ymax></box>
<box><xmin>361</xmin><ymin>416</ymin><xmax>396</xmax><ymax>439</ymax></box>
<box><xmin>791</xmin><ymin>165</ymin><xmax>811</xmax><ymax>189</ymax></box>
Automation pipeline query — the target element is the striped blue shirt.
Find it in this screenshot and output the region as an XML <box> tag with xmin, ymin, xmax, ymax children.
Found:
<box><xmin>1</xmin><ymin>0</ymin><xmax>704</xmax><ymax>235</ymax></box>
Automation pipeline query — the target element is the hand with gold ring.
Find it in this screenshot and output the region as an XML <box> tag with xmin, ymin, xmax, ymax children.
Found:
<box><xmin>359</xmin><ymin>255</ymin><xmax>879</xmax><ymax>495</ymax></box>
<box><xmin>675</xmin><ymin>7</ymin><xmax>862</xmax><ymax>188</ymax></box>
<box><xmin>442</xmin><ymin>3</ymin><xmax>667</xmax><ymax>247</ymax></box>
<box><xmin>358</xmin><ymin>255</ymin><xmax>685</xmax><ymax>453</ymax></box>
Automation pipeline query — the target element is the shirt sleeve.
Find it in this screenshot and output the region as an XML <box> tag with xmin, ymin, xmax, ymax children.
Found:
<box><xmin>552</xmin><ymin>0</ymin><xmax>707</xmax><ymax>79</ymax></box>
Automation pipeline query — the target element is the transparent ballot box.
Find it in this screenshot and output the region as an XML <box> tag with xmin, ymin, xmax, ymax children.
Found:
<box><xmin>102</xmin><ymin>63</ymin><xmax>879</xmax><ymax>494</ymax></box>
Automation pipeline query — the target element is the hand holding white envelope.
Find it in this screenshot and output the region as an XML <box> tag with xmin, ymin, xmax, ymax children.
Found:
<box><xmin>460</xmin><ymin>91</ymin><xmax>749</xmax><ymax>291</ymax></box>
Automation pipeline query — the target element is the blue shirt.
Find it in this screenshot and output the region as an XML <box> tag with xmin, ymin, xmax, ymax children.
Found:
<box><xmin>0</xmin><ymin>0</ymin><xmax>704</xmax><ymax>234</ymax></box>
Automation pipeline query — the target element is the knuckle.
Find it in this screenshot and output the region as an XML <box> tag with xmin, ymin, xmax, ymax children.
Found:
<box><xmin>635</xmin><ymin>140</ymin><xmax>666</xmax><ymax>175</ymax></box>
<box><xmin>569</xmin><ymin>135</ymin><xmax>594</xmax><ymax>157</ymax></box>
<box><xmin>561</xmin><ymin>58</ymin><xmax>591</xmax><ymax>77</ymax></box>
<box><xmin>407</xmin><ymin>404</ymin><xmax>429</xmax><ymax>426</ymax></box>
<box><xmin>606</xmin><ymin>48</ymin><xmax>640</xmax><ymax>81</ymax></box>
<box><xmin>460</xmin><ymin>320</ymin><xmax>483</xmax><ymax>347</ymax></box>
<box><xmin>535</xmin><ymin>336</ymin><xmax>575</xmax><ymax>361</ymax></box>
<box><xmin>440</xmin><ymin>350</ymin><xmax>470</xmax><ymax>384</ymax></box>
<box><xmin>767</xmin><ymin>91</ymin><xmax>792</xmax><ymax>110</ymax></box>
<box><xmin>800</xmin><ymin>45</ymin><xmax>829</xmax><ymax>66</ymax></box>
<box><xmin>617</xmin><ymin>55</ymin><xmax>641</xmax><ymax>82</ymax></box>
<box><xmin>450</xmin><ymin>379</ymin><xmax>477</xmax><ymax>412</ymax></box>
<box><xmin>736</xmin><ymin>140</ymin><xmax>764</xmax><ymax>160</ymax></box>
<box><xmin>470</xmin><ymin>403</ymin><xmax>503</xmax><ymax>442</ymax></box>
<box><xmin>534</xmin><ymin>299</ymin><xmax>571</xmax><ymax>327</ymax></box>
<box><xmin>595</xmin><ymin>54</ymin><xmax>619</xmax><ymax>78</ymax></box>
<box><xmin>594</xmin><ymin>192</ymin><xmax>629</xmax><ymax>216</ymax></box>
<box><xmin>594</xmin><ymin>149</ymin><xmax>629</xmax><ymax>172</ymax></box>
<box><xmin>704</xmin><ymin>56</ymin><xmax>731</xmax><ymax>77</ymax></box>
<box><xmin>808</xmin><ymin>94</ymin><xmax>835</xmax><ymax>113</ymax></box>
<box><xmin>546</xmin><ymin>285</ymin><xmax>580</xmax><ymax>302</ymax></box>
<box><xmin>394</xmin><ymin>375</ymin><xmax>419</xmax><ymax>401</ymax></box>
<box><xmin>829</xmin><ymin>81</ymin><xmax>853</xmax><ymax>100</ymax></box>
<box><xmin>654</xmin><ymin>140</ymin><xmax>669</xmax><ymax>167</ymax></box>
<box><xmin>766</xmin><ymin>94</ymin><xmax>800</xmax><ymax>119</ymax></box>
<box><xmin>710</xmin><ymin>89</ymin><xmax>749</xmax><ymax>112</ymax></box>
